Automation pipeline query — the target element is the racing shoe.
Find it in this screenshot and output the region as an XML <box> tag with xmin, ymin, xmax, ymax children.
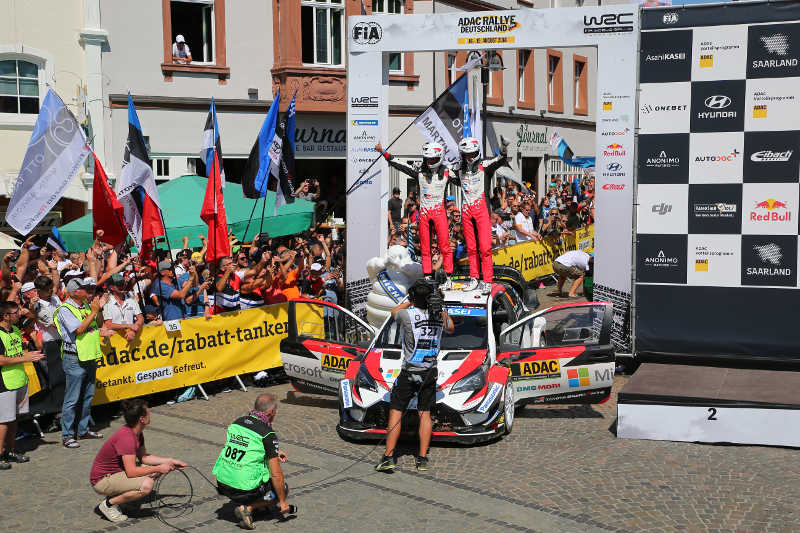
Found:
<box><xmin>439</xmin><ymin>276</ymin><xmax>453</xmax><ymax>291</ymax></box>
<box><xmin>415</xmin><ymin>456</ymin><xmax>429</xmax><ymax>472</ymax></box>
<box><xmin>375</xmin><ymin>455</ymin><xmax>396</xmax><ymax>472</ymax></box>
<box><xmin>463</xmin><ymin>277</ymin><xmax>479</xmax><ymax>291</ymax></box>
<box><xmin>479</xmin><ymin>280</ymin><xmax>492</xmax><ymax>295</ymax></box>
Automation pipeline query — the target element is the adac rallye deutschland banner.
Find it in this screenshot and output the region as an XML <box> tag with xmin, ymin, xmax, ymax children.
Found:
<box><xmin>461</xmin><ymin>225</ymin><xmax>594</xmax><ymax>282</ymax></box>
<box><xmin>92</xmin><ymin>304</ymin><xmax>289</xmax><ymax>404</ymax></box>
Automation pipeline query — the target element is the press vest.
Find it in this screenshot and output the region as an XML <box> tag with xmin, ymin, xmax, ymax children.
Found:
<box><xmin>212</xmin><ymin>415</ymin><xmax>275</xmax><ymax>491</ymax></box>
<box><xmin>53</xmin><ymin>301</ymin><xmax>102</xmax><ymax>361</ymax></box>
<box><xmin>0</xmin><ymin>326</ymin><xmax>27</xmax><ymax>391</ymax></box>
<box><xmin>405</xmin><ymin>308</ymin><xmax>444</xmax><ymax>370</ymax></box>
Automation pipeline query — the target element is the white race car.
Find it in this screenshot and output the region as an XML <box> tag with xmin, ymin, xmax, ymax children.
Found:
<box><xmin>280</xmin><ymin>271</ymin><xmax>615</xmax><ymax>444</ymax></box>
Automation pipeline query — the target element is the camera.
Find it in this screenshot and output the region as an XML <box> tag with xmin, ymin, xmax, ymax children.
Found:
<box><xmin>408</xmin><ymin>278</ymin><xmax>443</xmax><ymax>316</ymax></box>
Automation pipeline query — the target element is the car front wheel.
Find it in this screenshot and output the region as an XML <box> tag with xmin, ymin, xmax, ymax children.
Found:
<box><xmin>503</xmin><ymin>382</ymin><xmax>515</xmax><ymax>435</ymax></box>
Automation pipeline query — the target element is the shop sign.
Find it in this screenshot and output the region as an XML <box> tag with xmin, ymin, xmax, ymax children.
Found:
<box><xmin>516</xmin><ymin>124</ymin><xmax>549</xmax><ymax>156</ymax></box>
<box><xmin>295</xmin><ymin>115</ymin><xmax>347</xmax><ymax>157</ymax></box>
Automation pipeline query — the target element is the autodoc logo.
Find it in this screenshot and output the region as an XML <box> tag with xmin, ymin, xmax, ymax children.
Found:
<box><xmin>457</xmin><ymin>15</ymin><xmax>520</xmax><ymax>34</ymax></box>
<box><xmin>695</xmin><ymin>149</ymin><xmax>739</xmax><ymax>163</ymax></box>
<box><xmin>601</xmin><ymin>128</ymin><xmax>629</xmax><ymax>136</ymax></box>
<box><xmin>352</xmin><ymin>21</ymin><xmax>382</xmax><ymax>44</ymax></box>
<box><xmin>351</xmin><ymin>119</ymin><xmax>378</xmax><ymax>126</ymax></box>
<box><xmin>751</xmin><ymin>150</ymin><xmax>793</xmax><ymax>162</ymax></box>
<box><xmin>351</xmin><ymin>96</ymin><xmax>379</xmax><ymax>108</ymax></box>
<box><xmin>583</xmin><ymin>12</ymin><xmax>634</xmax><ymax>34</ymax></box>
<box><xmin>751</xmin><ymin>198</ymin><xmax>791</xmax><ymax>222</ymax></box>
<box><xmin>698</xmin><ymin>95</ymin><xmax>736</xmax><ymax>119</ymax></box>
<box><xmin>602</xmin><ymin>143</ymin><xmax>626</xmax><ymax>157</ymax></box>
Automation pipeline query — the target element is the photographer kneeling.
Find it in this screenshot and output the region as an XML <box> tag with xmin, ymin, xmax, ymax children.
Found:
<box><xmin>376</xmin><ymin>279</ymin><xmax>454</xmax><ymax>473</ymax></box>
<box><xmin>213</xmin><ymin>393</ymin><xmax>292</xmax><ymax>530</ymax></box>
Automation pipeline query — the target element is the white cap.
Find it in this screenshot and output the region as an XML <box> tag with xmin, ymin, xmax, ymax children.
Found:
<box><xmin>176</xmin><ymin>34</ymin><xmax>185</xmax><ymax>43</ymax></box>
<box><xmin>310</xmin><ymin>263</ymin><xmax>323</xmax><ymax>272</ymax></box>
<box><xmin>21</xmin><ymin>282</ymin><xmax>36</xmax><ymax>293</ymax></box>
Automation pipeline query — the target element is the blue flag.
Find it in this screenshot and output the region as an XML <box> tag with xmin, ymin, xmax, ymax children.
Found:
<box><xmin>242</xmin><ymin>90</ymin><xmax>280</xmax><ymax>198</ymax></box>
<box><xmin>549</xmin><ymin>130</ymin><xmax>595</xmax><ymax>169</ymax></box>
<box><xmin>6</xmin><ymin>90</ymin><xmax>90</xmax><ymax>234</ymax></box>
<box><xmin>273</xmin><ymin>89</ymin><xmax>297</xmax><ymax>214</ymax></box>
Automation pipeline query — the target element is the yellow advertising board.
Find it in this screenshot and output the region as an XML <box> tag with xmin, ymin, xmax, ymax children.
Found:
<box><xmin>487</xmin><ymin>225</ymin><xmax>594</xmax><ymax>282</ymax></box>
<box><xmin>91</xmin><ymin>303</ymin><xmax>290</xmax><ymax>404</ymax></box>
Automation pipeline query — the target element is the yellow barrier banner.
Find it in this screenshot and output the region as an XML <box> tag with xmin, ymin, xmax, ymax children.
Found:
<box><xmin>92</xmin><ymin>303</ymin><xmax>289</xmax><ymax>404</ymax></box>
<box><xmin>490</xmin><ymin>225</ymin><xmax>594</xmax><ymax>282</ymax></box>
<box><xmin>24</xmin><ymin>362</ymin><xmax>41</xmax><ymax>397</ymax></box>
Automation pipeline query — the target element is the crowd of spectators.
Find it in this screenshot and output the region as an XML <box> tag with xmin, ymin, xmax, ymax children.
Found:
<box><xmin>388</xmin><ymin>173</ymin><xmax>596</xmax><ymax>263</ymax></box>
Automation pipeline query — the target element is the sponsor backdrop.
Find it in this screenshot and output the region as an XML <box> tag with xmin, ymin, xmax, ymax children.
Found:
<box><xmin>636</xmin><ymin>2</ymin><xmax>800</xmax><ymax>360</ymax></box>
<box><xmin>347</xmin><ymin>7</ymin><xmax>638</xmax><ymax>350</ymax></box>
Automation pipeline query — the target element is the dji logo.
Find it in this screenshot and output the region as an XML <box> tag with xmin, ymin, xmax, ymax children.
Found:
<box><xmin>652</xmin><ymin>203</ymin><xmax>672</xmax><ymax>215</ymax></box>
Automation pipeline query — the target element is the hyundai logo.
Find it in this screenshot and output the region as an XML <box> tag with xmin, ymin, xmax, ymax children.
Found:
<box><xmin>704</xmin><ymin>95</ymin><xmax>731</xmax><ymax>109</ymax></box>
<box><xmin>607</xmin><ymin>162</ymin><xmax>621</xmax><ymax>171</ymax></box>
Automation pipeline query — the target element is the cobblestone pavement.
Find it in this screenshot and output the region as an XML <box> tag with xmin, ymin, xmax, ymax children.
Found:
<box><xmin>3</xmin><ymin>289</ymin><xmax>798</xmax><ymax>532</ymax></box>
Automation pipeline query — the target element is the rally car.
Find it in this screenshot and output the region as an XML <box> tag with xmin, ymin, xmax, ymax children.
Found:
<box><xmin>279</xmin><ymin>271</ymin><xmax>615</xmax><ymax>444</ymax></box>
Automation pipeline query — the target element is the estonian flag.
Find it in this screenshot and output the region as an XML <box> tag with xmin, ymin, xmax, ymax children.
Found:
<box><xmin>242</xmin><ymin>90</ymin><xmax>280</xmax><ymax>199</ymax></box>
<box><xmin>413</xmin><ymin>74</ymin><xmax>469</xmax><ymax>166</ymax></box>
<box><xmin>273</xmin><ymin>89</ymin><xmax>297</xmax><ymax>214</ymax></box>
<box><xmin>201</xmin><ymin>98</ymin><xmax>226</xmax><ymax>188</ymax></box>
<box><xmin>549</xmin><ymin>130</ymin><xmax>595</xmax><ymax>169</ymax></box>
<box><xmin>47</xmin><ymin>226</ymin><xmax>67</xmax><ymax>254</ymax></box>
<box><xmin>116</xmin><ymin>94</ymin><xmax>164</xmax><ymax>251</ymax></box>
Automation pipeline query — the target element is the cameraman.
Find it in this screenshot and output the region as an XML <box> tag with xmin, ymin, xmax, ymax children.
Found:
<box><xmin>375</xmin><ymin>280</ymin><xmax>454</xmax><ymax>473</ymax></box>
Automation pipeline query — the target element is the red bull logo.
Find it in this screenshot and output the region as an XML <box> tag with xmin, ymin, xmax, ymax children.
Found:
<box><xmin>751</xmin><ymin>198</ymin><xmax>791</xmax><ymax>222</ymax></box>
<box><xmin>602</xmin><ymin>143</ymin><xmax>626</xmax><ymax>157</ymax></box>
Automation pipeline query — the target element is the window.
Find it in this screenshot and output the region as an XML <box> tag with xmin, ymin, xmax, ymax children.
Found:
<box><xmin>546</xmin><ymin>49</ymin><xmax>564</xmax><ymax>113</ymax></box>
<box><xmin>153</xmin><ymin>158</ymin><xmax>170</xmax><ymax>178</ymax></box>
<box><xmin>0</xmin><ymin>60</ymin><xmax>39</xmax><ymax>114</ymax></box>
<box><xmin>301</xmin><ymin>0</ymin><xmax>344</xmax><ymax>66</ymax></box>
<box><xmin>517</xmin><ymin>49</ymin><xmax>533</xmax><ymax>109</ymax></box>
<box><xmin>486</xmin><ymin>51</ymin><xmax>503</xmax><ymax>107</ymax></box>
<box><xmin>445</xmin><ymin>51</ymin><xmax>465</xmax><ymax>87</ymax></box>
<box><xmin>170</xmin><ymin>0</ymin><xmax>215</xmax><ymax>63</ymax></box>
<box><xmin>573</xmin><ymin>55</ymin><xmax>588</xmax><ymax>116</ymax></box>
<box><xmin>371</xmin><ymin>0</ymin><xmax>403</xmax><ymax>71</ymax></box>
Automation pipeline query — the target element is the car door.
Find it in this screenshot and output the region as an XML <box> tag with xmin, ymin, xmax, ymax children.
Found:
<box><xmin>497</xmin><ymin>303</ymin><xmax>614</xmax><ymax>405</ymax></box>
<box><xmin>280</xmin><ymin>299</ymin><xmax>375</xmax><ymax>395</ymax></box>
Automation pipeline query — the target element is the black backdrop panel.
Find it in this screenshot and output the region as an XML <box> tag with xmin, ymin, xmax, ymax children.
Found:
<box><xmin>636</xmin><ymin>285</ymin><xmax>800</xmax><ymax>360</ymax></box>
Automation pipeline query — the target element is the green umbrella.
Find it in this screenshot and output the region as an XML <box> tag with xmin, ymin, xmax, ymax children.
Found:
<box><xmin>58</xmin><ymin>175</ymin><xmax>314</xmax><ymax>252</ymax></box>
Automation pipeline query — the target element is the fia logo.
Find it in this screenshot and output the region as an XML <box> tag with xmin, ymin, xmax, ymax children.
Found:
<box><xmin>352</xmin><ymin>22</ymin><xmax>382</xmax><ymax>45</ymax></box>
<box><xmin>662</xmin><ymin>12</ymin><xmax>679</xmax><ymax>25</ymax></box>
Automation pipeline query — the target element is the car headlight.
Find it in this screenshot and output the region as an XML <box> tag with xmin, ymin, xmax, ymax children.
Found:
<box><xmin>356</xmin><ymin>365</ymin><xmax>378</xmax><ymax>393</ymax></box>
<box><xmin>451</xmin><ymin>361</ymin><xmax>488</xmax><ymax>394</ymax></box>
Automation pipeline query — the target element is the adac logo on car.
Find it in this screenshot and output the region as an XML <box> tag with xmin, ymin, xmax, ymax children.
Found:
<box><xmin>321</xmin><ymin>354</ymin><xmax>351</xmax><ymax>373</ymax></box>
<box><xmin>751</xmin><ymin>198</ymin><xmax>791</xmax><ymax>222</ymax></box>
<box><xmin>512</xmin><ymin>359</ymin><xmax>560</xmax><ymax>379</ymax></box>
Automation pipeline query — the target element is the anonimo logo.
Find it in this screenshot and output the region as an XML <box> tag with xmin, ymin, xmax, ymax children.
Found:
<box><xmin>583</xmin><ymin>13</ymin><xmax>633</xmax><ymax>34</ymax></box>
<box><xmin>353</xmin><ymin>22</ymin><xmax>382</xmax><ymax>44</ymax></box>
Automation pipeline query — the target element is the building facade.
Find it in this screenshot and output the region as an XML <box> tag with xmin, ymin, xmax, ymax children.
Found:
<box><xmin>0</xmin><ymin>0</ymin><xmax>107</xmax><ymax>232</ymax></box>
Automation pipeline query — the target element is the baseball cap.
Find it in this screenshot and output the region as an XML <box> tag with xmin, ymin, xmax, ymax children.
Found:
<box><xmin>66</xmin><ymin>277</ymin><xmax>97</xmax><ymax>293</ymax></box>
<box><xmin>176</xmin><ymin>34</ymin><xmax>185</xmax><ymax>43</ymax></box>
<box><xmin>21</xmin><ymin>282</ymin><xmax>36</xmax><ymax>293</ymax></box>
<box><xmin>310</xmin><ymin>263</ymin><xmax>323</xmax><ymax>272</ymax></box>
<box><xmin>110</xmin><ymin>273</ymin><xmax>125</xmax><ymax>284</ymax></box>
<box><xmin>177</xmin><ymin>249</ymin><xmax>191</xmax><ymax>258</ymax></box>
<box><xmin>158</xmin><ymin>259</ymin><xmax>172</xmax><ymax>272</ymax></box>
<box><xmin>191</xmin><ymin>251</ymin><xmax>203</xmax><ymax>263</ymax></box>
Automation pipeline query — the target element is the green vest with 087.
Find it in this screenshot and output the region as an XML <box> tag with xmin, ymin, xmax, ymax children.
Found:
<box><xmin>53</xmin><ymin>301</ymin><xmax>102</xmax><ymax>361</ymax></box>
<box><xmin>0</xmin><ymin>326</ymin><xmax>27</xmax><ymax>391</ymax></box>
<box><xmin>212</xmin><ymin>415</ymin><xmax>274</xmax><ymax>491</ymax></box>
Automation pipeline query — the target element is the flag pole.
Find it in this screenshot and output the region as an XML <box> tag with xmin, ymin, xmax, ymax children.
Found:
<box><xmin>259</xmin><ymin>193</ymin><xmax>267</xmax><ymax>234</ymax></box>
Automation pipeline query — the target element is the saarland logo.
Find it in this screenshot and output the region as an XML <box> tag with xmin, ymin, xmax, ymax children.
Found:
<box><xmin>751</xmin><ymin>198</ymin><xmax>791</xmax><ymax>222</ymax></box>
<box><xmin>353</xmin><ymin>21</ymin><xmax>383</xmax><ymax>44</ymax></box>
<box><xmin>603</xmin><ymin>143</ymin><xmax>626</xmax><ymax>157</ymax></box>
<box><xmin>457</xmin><ymin>15</ymin><xmax>520</xmax><ymax>34</ymax></box>
<box><xmin>751</xmin><ymin>150</ymin><xmax>793</xmax><ymax>162</ymax></box>
<box><xmin>602</xmin><ymin>183</ymin><xmax>625</xmax><ymax>190</ymax></box>
<box><xmin>695</xmin><ymin>149</ymin><xmax>739</xmax><ymax>163</ymax></box>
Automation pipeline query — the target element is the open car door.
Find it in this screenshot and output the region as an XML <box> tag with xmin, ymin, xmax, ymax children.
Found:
<box><xmin>281</xmin><ymin>299</ymin><xmax>375</xmax><ymax>395</ymax></box>
<box><xmin>497</xmin><ymin>302</ymin><xmax>614</xmax><ymax>405</ymax></box>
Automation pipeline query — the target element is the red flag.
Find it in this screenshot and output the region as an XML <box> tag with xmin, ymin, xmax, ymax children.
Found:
<box><xmin>141</xmin><ymin>193</ymin><xmax>165</xmax><ymax>245</ymax></box>
<box><xmin>200</xmin><ymin>151</ymin><xmax>230</xmax><ymax>263</ymax></box>
<box><xmin>92</xmin><ymin>154</ymin><xmax>127</xmax><ymax>246</ymax></box>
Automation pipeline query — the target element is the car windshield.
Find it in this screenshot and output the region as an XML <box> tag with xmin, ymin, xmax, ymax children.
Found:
<box><xmin>375</xmin><ymin>307</ymin><xmax>487</xmax><ymax>351</ymax></box>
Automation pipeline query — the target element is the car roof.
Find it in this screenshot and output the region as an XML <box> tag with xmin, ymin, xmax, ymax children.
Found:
<box><xmin>442</xmin><ymin>283</ymin><xmax>505</xmax><ymax>306</ymax></box>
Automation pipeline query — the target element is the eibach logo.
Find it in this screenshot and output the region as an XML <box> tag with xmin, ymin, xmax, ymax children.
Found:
<box><xmin>751</xmin><ymin>198</ymin><xmax>791</xmax><ymax>222</ymax></box>
<box><xmin>602</xmin><ymin>183</ymin><xmax>626</xmax><ymax>190</ymax></box>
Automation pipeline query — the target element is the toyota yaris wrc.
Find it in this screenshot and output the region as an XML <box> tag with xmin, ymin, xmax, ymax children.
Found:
<box><xmin>279</xmin><ymin>275</ymin><xmax>615</xmax><ymax>444</ymax></box>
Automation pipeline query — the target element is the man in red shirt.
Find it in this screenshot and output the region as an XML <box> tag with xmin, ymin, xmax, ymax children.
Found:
<box><xmin>90</xmin><ymin>398</ymin><xmax>186</xmax><ymax>523</ymax></box>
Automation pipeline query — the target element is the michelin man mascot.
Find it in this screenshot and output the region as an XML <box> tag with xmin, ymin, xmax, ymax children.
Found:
<box><xmin>365</xmin><ymin>245</ymin><xmax>424</xmax><ymax>328</ymax></box>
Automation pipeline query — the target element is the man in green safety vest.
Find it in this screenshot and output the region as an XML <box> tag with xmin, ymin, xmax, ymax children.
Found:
<box><xmin>54</xmin><ymin>277</ymin><xmax>112</xmax><ymax>449</ymax></box>
<box><xmin>213</xmin><ymin>392</ymin><xmax>292</xmax><ymax>530</ymax></box>
<box><xmin>0</xmin><ymin>300</ymin><xmax>44</xmax><ymax>470</ymax></box>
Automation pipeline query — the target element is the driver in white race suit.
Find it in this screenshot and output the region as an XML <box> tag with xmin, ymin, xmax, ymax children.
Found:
<box><xmin>375</xmin><ymin>142</ymin><xmax>453</xmax><ymax>288</ymax></box>
<box><xmin>451</xmin><ymin>136</ymin><xmax>509</xmax><ymax>294</ymax></box>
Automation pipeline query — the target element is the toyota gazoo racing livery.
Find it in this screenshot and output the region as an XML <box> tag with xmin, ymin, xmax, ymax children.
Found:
<box><xmin>279</xmin><ymin>275</ymin><xmax>615</xmax><ymax>445</ymax></box>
